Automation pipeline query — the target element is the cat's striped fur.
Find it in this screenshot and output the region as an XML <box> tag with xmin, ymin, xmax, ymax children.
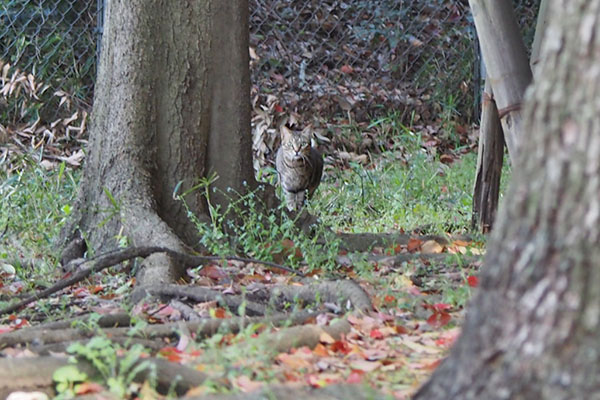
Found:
<box><xmin>275</xmin><ymin>126</ymin><xmax>323</xmax><ymax>211</ymax></box>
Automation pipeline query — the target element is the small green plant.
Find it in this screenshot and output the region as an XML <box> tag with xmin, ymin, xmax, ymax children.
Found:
<box><xmin>178</xmin><ymin>177</ymin><xmax>342</xmax><ymax>273</ymax></box>
<box><xmin>55</xmin><ymin>337</ymin><xmax>156</xmax><ymax>398</ymax></box>
<box><xmin>53</xmin><ymin>364</ymin><xmax>89</xmax><ymax>399</ymax></box>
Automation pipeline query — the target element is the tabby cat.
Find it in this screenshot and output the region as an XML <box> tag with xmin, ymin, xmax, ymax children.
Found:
<box><xmin>275</xmin><ymin>126</ymin><xmax>323</xmax><ymax>211</ymax></box>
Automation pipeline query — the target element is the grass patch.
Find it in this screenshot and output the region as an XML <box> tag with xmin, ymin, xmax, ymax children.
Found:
<box><xmin>0</xmin><ymin>159</ymin><xmax>79</xmax><ymax>280</ymax></box>
<box><xmin>313</xmin><ymin>128</ymin><xmax>479</xmax><ymax>234</ymax></box>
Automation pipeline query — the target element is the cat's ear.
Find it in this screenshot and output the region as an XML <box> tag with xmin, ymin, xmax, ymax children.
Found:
<box><xmin>280</xmin><ymin>125</ymin><xmax>293</xmax><ymax>140</ymax></box>
<box><xmin>300</xmin><ymin>125</ymin><xmax>313</xmax><ymax>139</ymax></box>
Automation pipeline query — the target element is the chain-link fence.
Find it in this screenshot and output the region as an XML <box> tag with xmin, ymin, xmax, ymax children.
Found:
<box><xmin>0</xmin><ymin>0</ymin><xmax>100</xmax><ymax>119</ymax></box>
<box><xmin>0</xmin><ymin>0</ymin><xmax>538</xmax><ymax>140</ymax></box>
<box><xmin>250</xmin><ymin>0</ymin><xmax>478</xmax><ymax>126</ymax></box>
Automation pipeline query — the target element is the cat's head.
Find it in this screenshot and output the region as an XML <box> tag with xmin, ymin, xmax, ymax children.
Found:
<box><xmin>280</xmin><ymin>126</ymin><xmax>312</xmax><ymax>160</ymax></box>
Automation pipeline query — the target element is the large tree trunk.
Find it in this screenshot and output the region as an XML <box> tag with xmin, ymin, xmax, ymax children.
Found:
<box><xmin>62</xmin><ymin>0</ymin><xmax>255</xmax><ymax>287</ymax></box>
<box><xmin>415</xmin><ymin>1</ymin><xmax>600</xmax><ymax>398</ymax></box>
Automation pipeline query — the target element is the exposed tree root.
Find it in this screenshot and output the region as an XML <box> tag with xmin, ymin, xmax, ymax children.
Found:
<box><xmin>146</xmin><ymin>284</ymin><xmax>268</xmax><ymax>316</ymax></box>
<box><xmin>0</xmin><ymin>355</ymin><xmax>207</xmax><ymax>398</ymax></box>
<box><xmin>0</xmin><ymin>311</ymin><xmax>318</xmax><ymax>348</ymax></box>
<box><xmin>244</xmin><ymin>279</ymin><xmax>373</xmax><ymax>313</ymax></box>
<box><xmin>30</xmin><ymin>336</ymin><xmax>166</xmax><ymax>355</ymax></box>
<box><xmin>248</xmin><ymin>318</ymin><xmax>351</xmax><ymax>354</ymax></box>
<box><xmin>147</xmin><ymin>278</ymin><xmax>373</xmax><ymax>316</ymax></box>
<box><xmin>0</xmin><ymin>246</ymin><xmax>301</xmax><ymax>316</ymax></box>
<box><xmin>25</xmin><ymin>312</ymin><xmax>133</xmax><ymax>331</ymax></box>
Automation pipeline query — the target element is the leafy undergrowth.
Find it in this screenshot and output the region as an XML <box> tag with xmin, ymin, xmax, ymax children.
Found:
<box><xmin>0</xmin><ymin>114</ymin><xmax>497</xmax><ymax>399</ymax></box>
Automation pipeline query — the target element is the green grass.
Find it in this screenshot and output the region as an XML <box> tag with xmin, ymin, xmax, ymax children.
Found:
<box><xmin>0</xmin><ymin>159</ymin><xmax>79</xmax><ymax>280</ymax></box>
<box><xmin>311</xmin><ymin>128</ymin><xmax>480</xmax><ymax>234</ymax></box>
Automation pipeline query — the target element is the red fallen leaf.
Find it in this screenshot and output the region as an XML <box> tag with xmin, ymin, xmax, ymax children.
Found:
<box><xmin>158</xmin><ymin>347</ymin><xmax>184</xmax><ymax>363</ymax></box>
<box><xmin>370</xmin><ymin>329</ymin><xmax>384</xmax><ymax>340</ymax></box>
<box><xmin>330</xmin><ymin>340</ymin><xmax>352</xmax><ymax>354</ymax></box>
<box><xmin>384</xmin><ymin>294</ymin><xmax>395</xmax><ymax>303</ymax></box>
<box><xmin>72</xmin><ymin>287</ymin><xmax>90</xmax><ymax>298</ymax></box>
<box><xmin>427</xmin><ymin>312</ymin><xmax>452</xmax><ymax>328</ymax></box>
<box><xmin>75</xmin><ymin>382</ymin><xmax>105</xmax><ymax>395</ymax></box>
<box><xmin>346</xmin><ymin>370</ymin><xmax>364</xmax><ymax>384</ymax></box>
<box><xmin>199</xmin><ymin>264</ymin><xmax>228</xmax><ymax>280</ymax></box>
<box><xmin>424</xmin><ymin>303</ymin><xmax>452</xmax><ymax>328</ymax></box>
<box><xmin>274</xmin><ymin>103</ymin><xmax>284</xmax><ymax>113</ymax></box>
<box><xmin>89</xmin><ymin>285</ymin><xmax>104</xmax><ymax>294</ymax></box>
<box><xmin>467</xmin><ymin>275</ymin><xmax>479</xmax><ymax>287</ymax></box>
<box><xmin>395</xmin><ymin>325</ymin><xmax>409</xmax><ymax>334</ymax></box>
<box><xmin>386</xmin><ymin>244</ymin><xmax>402</xmax><ymax>255</ymax></box>
<box><xmin>340</xmin><ymin>64</ymin><xmax>354</xmax><ymax>74</ymax></box>
<box><xmin>407</xmin><ymin>238</ymin><xmax>423</xmax><ymax>252</ymax></box>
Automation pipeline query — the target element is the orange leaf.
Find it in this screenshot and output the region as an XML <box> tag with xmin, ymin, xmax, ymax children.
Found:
<box><xmin>214</xmin><ymin>307</ymin><xmax>228</xmax><ymax>319</ymax></box>
<box><xmin>313</xmin><ymin>343</ymin><xmax>330</xmax><ymax>357</ymax></box>
<box><xmin>75</xmin><ymin>382</ymin><xmax>105</xmax><ymax>395</ymax></box>
<box><xmin>407</xmin><ymin>238</ymin><xmax>423</xmax><ymax>252</ymax></box>
<box><xmin>89</xmin><ymin>285</ymin><xmax>104</xmax><ymax>294</ymax></box>
<box><xmin>384</xmin><ymin>294</ymin><xmax>396</xmax><ymax>303</ymax></box>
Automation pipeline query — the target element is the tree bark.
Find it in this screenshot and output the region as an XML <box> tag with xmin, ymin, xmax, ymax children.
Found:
<box><xmin>471</xmin><ymin>80</ymin><xmax>504</xmax><ymax>233</ymax></box>
<box><xmin>415</xmin><ymin>1</ymin><xmax>600</xmax><ymax>398</ymax></box>
<box><xmin>62</xmin><ymin>0</ymin><xmax>255</xmax><ymax>287</ymax></box>
<box><xmin>469</xmin><ymin>0</ymin><xmax>532</xmax><ymax>161</ymax></box>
